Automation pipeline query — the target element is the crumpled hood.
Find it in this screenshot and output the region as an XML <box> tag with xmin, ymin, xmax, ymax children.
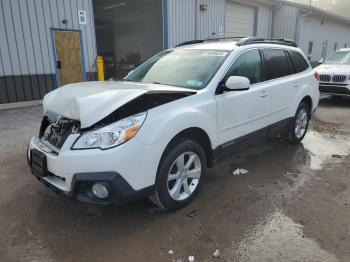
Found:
<box><xmin>315</xmin><ymin>64</ymin><xmax>350</xmax><ymax>75</ymax></box>
<box><xmin>43</xmin><ymin>81</ymin><xmax>194</xmax><ymax>128</ymax></box>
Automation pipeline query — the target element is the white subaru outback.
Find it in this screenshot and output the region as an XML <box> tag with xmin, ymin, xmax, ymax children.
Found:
<box><xmin>28</xmin><ymin>37</ymin><xmax>319</xmax><ymax>210</ymax></box>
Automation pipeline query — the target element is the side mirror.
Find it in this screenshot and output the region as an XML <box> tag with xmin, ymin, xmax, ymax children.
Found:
<box><xmin>318</xmin><ymin>57</ymin><xmax>325</xmax><ymax>64</ymax></box>
<box><xmin>225</xmin><ymin>76</ymin><xmax>250</xmax><ymax>91</ymax></box>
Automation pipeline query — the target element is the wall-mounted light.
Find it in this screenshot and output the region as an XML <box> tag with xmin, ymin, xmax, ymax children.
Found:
<box><xmin>200</xmin><ymin>4</ymin><xmax>208</xmax><ymax>11</ymax></box>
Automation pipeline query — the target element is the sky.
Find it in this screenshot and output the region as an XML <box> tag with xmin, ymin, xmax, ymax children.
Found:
<box><xmin>292</xmin><ymin>0</ymin><xmax>350</xmax><ymax>18</ymax></box>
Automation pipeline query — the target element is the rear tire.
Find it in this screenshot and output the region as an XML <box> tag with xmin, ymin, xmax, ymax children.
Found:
<box><xmin>287</xmin><ymin>102</ymin><xmax>310</xmax><ymax>144</ymax></box>
<box><xmin>150</xmin><ymin>138</ymin><xmax>207</xmax><ymax>211</ymax></box>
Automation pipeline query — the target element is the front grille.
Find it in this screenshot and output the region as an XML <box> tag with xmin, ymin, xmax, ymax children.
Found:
<box><xmin>332</xmin><ymin>75</ymin><xmax>347</xmax><ymax>83</ymax></box>
<box><xmin>320</xmin><ymin>74</ymin><xmax>331</xmax><ymax>82</ymax></box>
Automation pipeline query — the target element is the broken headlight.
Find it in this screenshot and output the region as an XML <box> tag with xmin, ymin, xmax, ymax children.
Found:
<box><xmin>72</xmin><ymin>112</ymin><xmax>147</xmax><ymax>150</ymax></box>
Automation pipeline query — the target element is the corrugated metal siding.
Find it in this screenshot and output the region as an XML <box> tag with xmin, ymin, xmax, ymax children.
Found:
<box><xmin>196</xmin><ymin>0</ymin><xmax>225</xmax><ymax>40</ymax></box>
<box><xmin>256</xmin><ymin>4</ymin><xmax>271</xmax><ymax>38</ymax></box>
<box><xmin>168</xmin><ymin>0</ymin><xmax>225</xmax><ymax>47</ymax></box>
<box><xmin>167</xmin><ymin>0</ymin><xmax>271</xmax><ymax>47</ymax></box>
<box><xmin>168</xmin><ymin>0</ymin><xmax>196</xmax><ymax>48</ymax></box>
<box><xmin>0</xmin><ymin>0</ymin><xmax>97</xmax><ymax>103</ymax></box>
<box><xmin>299</xmin><ymin>14</ymin><xmax>350</xmax><ymax>61</ymax></box>
<box><xmin>272</xmin><ymin>5</ymin><xmax>298</xmax><ymax>40</ymax></box>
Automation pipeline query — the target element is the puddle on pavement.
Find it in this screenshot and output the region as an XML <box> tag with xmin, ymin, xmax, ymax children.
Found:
<box><xmin>225</xmin><ymin>211</ymin><xmax>338</xmax><ymax>262</ymax></box>
<box><xmin>302</xmin><ymin>130</ymin><xmax>350</xmax><ymax>170</ymax></box>
<box><xmin>276</xmin><ymin>130</ymin><xmax>350</xmax><ymax>196</ymax></box>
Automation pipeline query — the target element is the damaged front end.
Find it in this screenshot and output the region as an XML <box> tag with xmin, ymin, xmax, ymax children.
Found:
<box><xmin>39</xmin><ymin>113</ymin><xmax>80</xmax><ymax>153</ymax></box>
<box><xmin>39</xmin><ymin>89</ymin><xmax>196</xmax><ymax>152</ymax></box>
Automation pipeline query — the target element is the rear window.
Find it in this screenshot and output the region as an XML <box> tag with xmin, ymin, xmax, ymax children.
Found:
<box><xmin>262</xmin><ymin>49</ymin><xmax>293</xmax><ymax>80</ymax></box>
<box><xmin>289</xmin><ymin>51</ymin><xmax>309</xmax><ymax>73</ymax></box>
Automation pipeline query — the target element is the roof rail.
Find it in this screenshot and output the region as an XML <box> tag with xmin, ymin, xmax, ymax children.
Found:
<box><xmin>175</xmin><ymin>40</ymin><xmax>206</xmax><ymax>47</ymax></box>
<box><xmin>175</xmin><ymin>37</ymin><xmax>298</xmax><ymax>48</ymax></box>
<box><xmin>175</xmin><ymin>36</ymin><xmax>245</xmax><ymax>47</ymax></box>
<box><xmin>237</xmin><ymin>37</ymin><xmax>297</xmax><ymax>47</ymax></box>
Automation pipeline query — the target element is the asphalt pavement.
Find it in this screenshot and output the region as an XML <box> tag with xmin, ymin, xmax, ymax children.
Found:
<box><xmin>0</xmin><ymin>95</ymin><xmax>349</xmax><ymax>262</ymax></box>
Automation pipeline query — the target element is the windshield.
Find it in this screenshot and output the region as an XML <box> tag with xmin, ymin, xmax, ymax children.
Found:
<box><xmin>324</xmin><ymin>51</ymin><xmax>350</xmax><ymax>65</ymax></box>
<box><xmin>124</xmin><ymin>49</ymin><xmax>229</xmax><ymax>89</ymax></box>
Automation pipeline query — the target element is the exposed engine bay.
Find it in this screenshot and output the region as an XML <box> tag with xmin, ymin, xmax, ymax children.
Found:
<box><xmin>39</xmin><ymin>113</ymin><xmax>80</xmax><ymax>151</ymax></box>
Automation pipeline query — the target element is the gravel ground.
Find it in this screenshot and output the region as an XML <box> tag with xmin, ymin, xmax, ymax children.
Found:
<box><xmin>0</xmin><ymin>95</ymin><xmax>349</xmax><ymax>262</ymax></box>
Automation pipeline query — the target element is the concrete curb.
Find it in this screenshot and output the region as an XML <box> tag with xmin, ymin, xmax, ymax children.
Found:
<box><xmin>0</xmin><ymin>100</ymin><xmax>42</xmax><ymax>110</ymax></box>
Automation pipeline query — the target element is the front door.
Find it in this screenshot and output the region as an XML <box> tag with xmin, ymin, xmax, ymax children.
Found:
<box><xmin>53</xmin><ymin>30</ymin><xmax>83</xmax><ymax>87</ymax></box>
<box><xmin>215</xmin><ymin>49</ymin><xmax>271</xmax><ymax>145</ymax></box>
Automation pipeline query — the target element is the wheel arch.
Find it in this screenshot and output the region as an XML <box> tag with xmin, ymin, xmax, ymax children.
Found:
<box><xmin>160</xmin><ymin>127</ymin><xmax>215</xmax><ymax>169</ymax></box>
<box><xmin>301</xmin><ymin>95</ymin><xmax>313</xmax><ymax>113</ymax></box>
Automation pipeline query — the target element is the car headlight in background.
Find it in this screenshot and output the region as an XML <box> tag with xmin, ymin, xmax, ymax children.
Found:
<box><xmin>72</xmin><ymin>112</ymin><xmax>147</xmax><ymax>150</ymax></box>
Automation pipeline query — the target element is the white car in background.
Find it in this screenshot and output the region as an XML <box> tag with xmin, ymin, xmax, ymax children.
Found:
<box><xmin>316</xmin><ymin>48</ymin><xmax>350</xmax><ymax>97</ymax></box>
<box><xmin>27</xmin><ymin>37</ymin><xmax>319</xmax><ymax>211</ymax></box>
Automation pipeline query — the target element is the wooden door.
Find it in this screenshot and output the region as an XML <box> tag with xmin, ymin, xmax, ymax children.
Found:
<box><xmin>54</xmin><ymin>31</ymin><xmax>83</xmax><ymax>86</ymax></box>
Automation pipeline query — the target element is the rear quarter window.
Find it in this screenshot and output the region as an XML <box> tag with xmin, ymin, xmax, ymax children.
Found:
<box><xmin>262</xmin><ymin>49</ymin><xmax>293</xmax><ymax>80</ymax></box>
<box><xmin>289</xmin><ymin>51</ymin><xmax>309</xmax><ymax>73</ymax></box>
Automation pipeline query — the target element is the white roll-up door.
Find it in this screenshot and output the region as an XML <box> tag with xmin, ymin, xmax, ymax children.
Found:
<box><xmin>225</xmin><ymin>2</ymin><xmax>255</xmax><ymax>37</ymax></box>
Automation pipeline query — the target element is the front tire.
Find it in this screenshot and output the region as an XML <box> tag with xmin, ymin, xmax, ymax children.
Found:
<box><xmin>287</xmin><ymin>102</ymin><xmax>310</xmax><ymax>144</ymax></box>
<box><xmin>150</xmin><ymin>138</ymin><xmax>207</xmax><ymax>211</ymax></box>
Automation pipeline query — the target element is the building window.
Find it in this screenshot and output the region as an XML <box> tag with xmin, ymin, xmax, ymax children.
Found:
<box><xmin>308</xmin><ymin>41</ymin><xmax>313</xmax><ymax>54</ymax></box>
<box><xmin>334</xmin><ymin>43</ymin><xmax>338</xmax><ymax>51</ymax></box>
<box><xmin>321</xmin><ymin>42</ymin><xmax>328</xmax><ymax>58</ymax></box>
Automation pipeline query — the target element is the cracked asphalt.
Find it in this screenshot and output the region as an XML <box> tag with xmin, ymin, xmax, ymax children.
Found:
<box><xmin>0</xmin><ymin>96</ymin><xmax>349</xmax><ymax>262</ymax></box>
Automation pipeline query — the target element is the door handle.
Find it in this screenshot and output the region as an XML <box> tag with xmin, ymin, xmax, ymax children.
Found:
<box><xmin>293</xmin><ymin>82</ymin><xmax>300</xmax><ymax>87</ymax></box>
<box><xmin>259</xmin><ymin>91</ymin><xmax>268</xmax><ymax>98</ymax></box>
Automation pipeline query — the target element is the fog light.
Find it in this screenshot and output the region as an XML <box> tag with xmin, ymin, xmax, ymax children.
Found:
<box><xmin>91</xmin><ymin>183</ymin><xmax>109</xmax><ymax>199</ymax></box>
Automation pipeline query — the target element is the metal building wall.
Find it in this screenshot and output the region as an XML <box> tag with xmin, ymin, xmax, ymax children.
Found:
<box><xmin>256</xmin><ymin>4</ymin><xmax>272</xmax><ymax>38</ymax></box>
<box><xmin>0</xmin><ymin>0</ymin><xmax>97</xmax><ymax>104</ymax></box>
<box><xmin>271</xmin><ymin>5</ymin><xmax>299</xmax><ymax>40</ymax></box>
<box><xmin>196</xmin><ymin>0</ymin><xmax>225</xmax><ymax>40</ymax></box>
<box><xmin>298</xmin><ymin>14</ymin><xmax>350</xmax><ymax>61</ymax></box>
<box><xmin>167</xmin><ymin>0</ymin><xmax>272</xmax><ymax>48</ymax></box>
<box><xmin>168</xmin><ymin>0</ymin><xmax>196</xmax><ymax>48</ymax></box>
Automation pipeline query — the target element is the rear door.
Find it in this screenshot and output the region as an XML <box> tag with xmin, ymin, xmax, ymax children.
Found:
<box><xmin>261</xmin><ymin>49</ymin><xmax>296</xmax><ymax>124</ymax></box>
<box><xmin>215</xmin><ymin>49</ymin><xmax>271</xmax><ymax>145</ymax></box>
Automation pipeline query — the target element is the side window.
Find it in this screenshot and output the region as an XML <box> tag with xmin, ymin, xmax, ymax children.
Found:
<box><xmin>225</xmin><ymin>49</ymin><xmax>263</xmax><ymax>85</ymax></box>
<box><xmin>289</xmin><ymin>51</ymin><xmax>309</xmax><ymax>73</ymax></box>
<box><xmin>262</xmin><ymin>49</ymin><xmax>291</xmax><ymax>80</ymax></box>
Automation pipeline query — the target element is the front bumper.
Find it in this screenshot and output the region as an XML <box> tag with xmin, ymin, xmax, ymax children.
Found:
<box><xmin>319</xmin><ymin>83</ymin><xmax>350</xmax><ymax>96</ymax></box>
<box><xmin>27</xmin><ymin>136</ymin><xmax>160</xmax><ymax>204</ymax></box>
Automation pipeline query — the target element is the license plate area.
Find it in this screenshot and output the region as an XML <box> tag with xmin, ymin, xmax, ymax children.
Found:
<box><xmin>30</xmin><ymin>149</ymin><xmax>49</xmax><ymax>177</ymax></box>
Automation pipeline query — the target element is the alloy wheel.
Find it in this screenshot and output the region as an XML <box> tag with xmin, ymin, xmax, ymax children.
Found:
<box><xmin>167</xmin><ymin>152</ymin><xmax>202</xmax><ymax>201</ymax></box>
<box><xmin>295</xmin><ymin>108</ymin><xmax>308</xmax><ymax>139</ymax></box>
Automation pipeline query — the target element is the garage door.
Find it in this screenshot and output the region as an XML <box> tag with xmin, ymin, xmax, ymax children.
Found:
<box><xmin>225</xmin><ymin>2</ymin><xmax>255</xmax><ymax>37</ymax></box>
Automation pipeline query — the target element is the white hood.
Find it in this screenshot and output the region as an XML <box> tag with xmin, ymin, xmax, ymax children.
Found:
<box><xmin>43</xmin><ymin>81</ymin><xmax>193</xmax><ymax>128</ymax></box>
<box><xmin>315</xmin><ymin>64</ymin><xmax>350</xmax><ymax>75</ymax></box>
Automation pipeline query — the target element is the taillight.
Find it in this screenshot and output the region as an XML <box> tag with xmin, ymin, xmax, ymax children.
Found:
<box><xmin>314</xmin><ymin>71</ymin><xmax>320</xmax><ymax>81</ymax></box>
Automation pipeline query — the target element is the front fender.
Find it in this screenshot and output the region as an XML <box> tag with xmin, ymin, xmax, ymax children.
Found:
<box><xmin>136</xmin><ymin>93</ymin><xmax>218</xmax><ymax>149</ymax></box>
